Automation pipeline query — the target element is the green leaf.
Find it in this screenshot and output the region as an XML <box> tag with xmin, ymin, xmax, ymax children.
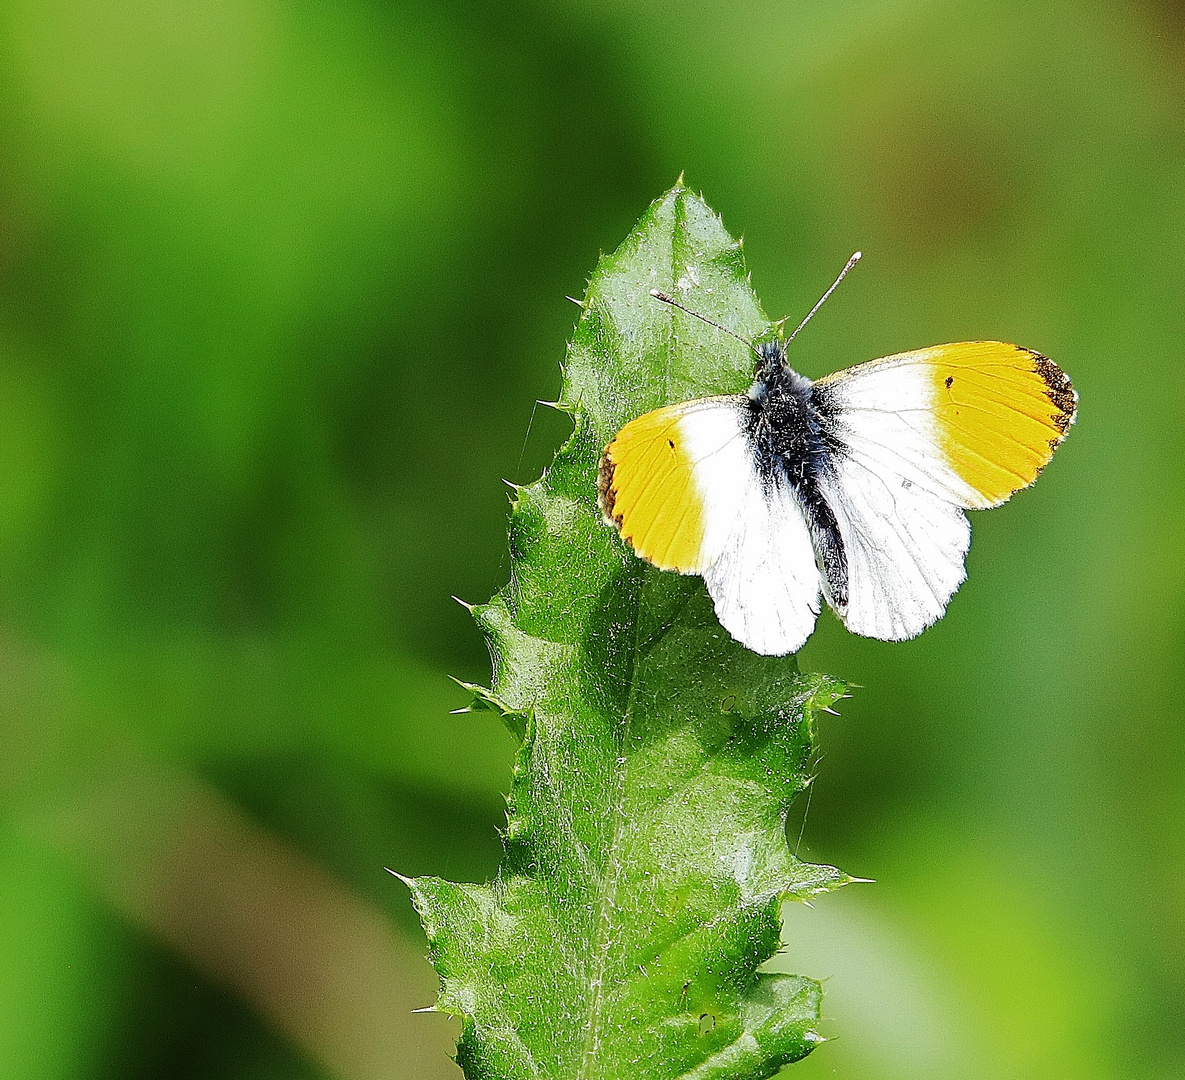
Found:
<box><xmin>405</xmin><ymin>184</ymin><xmax>849</xmax><ymax>1080</ymax></box>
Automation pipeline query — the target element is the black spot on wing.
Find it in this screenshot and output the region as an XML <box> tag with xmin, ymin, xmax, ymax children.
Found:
<box><xmin>597</xmin><ymin>450</ymin><xmax>621</xmax><ymax>526</ymax></box>
<box><xmin>1032</xmin><ymin>352</ymin><xmax>1077</xmax><ymax>435</ymax></box>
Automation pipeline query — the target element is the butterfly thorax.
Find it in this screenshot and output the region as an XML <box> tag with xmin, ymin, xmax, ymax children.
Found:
<box><xmin>743</xmin><ymin>340</ymin><xmax>849</xmax><ymax>608</ymax></box>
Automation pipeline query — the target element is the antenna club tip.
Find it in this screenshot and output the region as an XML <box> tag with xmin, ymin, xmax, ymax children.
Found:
<box><xmin>851</xmin><ymin>250</ymin><xmax>863</xmax><ymax>261</ymax></box>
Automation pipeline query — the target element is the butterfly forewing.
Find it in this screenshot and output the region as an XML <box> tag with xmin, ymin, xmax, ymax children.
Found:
<box><xmin>599</xmin><ymin>396</ymin><xmax>823</xmax><ymax>655</ymax></box>
<box><xmin>598</xmin><ymin>397</ymin><xmax>746</xmax><ymax>573</ymax></box>
<box><xmin>817</xmin><ymin>341</ymin><xmax>1077</xmax><ymax>509</ymax></box>
<box><xmin>814</xmin><ymin>341</ymin><xmax>1076</xmax><ymax>640</ymax></box>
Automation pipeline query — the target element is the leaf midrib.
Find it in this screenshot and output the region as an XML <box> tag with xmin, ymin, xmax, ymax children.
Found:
<box><xmin>580</xmin><ymin>189</ymin><xmax>768</xmax><ymax>1077</ymax></box>
<box><xmin>575</xmin><ymin>205</ymin><xmax>700</xmax><ymax>1076</ymax></box>
<box><xmin>574</xmin><ymin>562</ymin><xmax>652</xmax><ymax>1080</ymax></box>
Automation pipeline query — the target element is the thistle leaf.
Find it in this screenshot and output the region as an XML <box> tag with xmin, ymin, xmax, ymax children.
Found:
<box><xmin>406</xmin><ymin>185</ymin><xmax>849</xmax><ymax>1080</ymax></box>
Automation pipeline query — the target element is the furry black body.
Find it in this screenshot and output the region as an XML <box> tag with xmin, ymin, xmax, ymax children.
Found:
<box><xmin>742</xmin><ymin>340</ymin><xmax>849</xmax><ymax>608</ymax></box>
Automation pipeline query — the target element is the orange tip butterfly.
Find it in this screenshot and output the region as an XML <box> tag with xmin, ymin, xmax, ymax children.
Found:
<box><xmin>597</xmin><ymin>254</ymin><xmax>1077</xmax><ymax>656</ymax></box>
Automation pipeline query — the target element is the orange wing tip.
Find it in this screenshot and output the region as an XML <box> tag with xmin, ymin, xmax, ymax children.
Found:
<box><xmin>598</xmin><ymin>431</ymin><xmax>707</xmax><ymax>573</ymax></box>
<box><xmin>934</xmin><ymin>343</ymin><xmax>1078</xmax><ymax>506</ymax></box>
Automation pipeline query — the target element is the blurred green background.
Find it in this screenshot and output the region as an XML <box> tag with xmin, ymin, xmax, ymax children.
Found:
<box><xmin>0</xmin><ymin>0</ymin><xmax>1180</xmax><ymax>1077</ymax></box>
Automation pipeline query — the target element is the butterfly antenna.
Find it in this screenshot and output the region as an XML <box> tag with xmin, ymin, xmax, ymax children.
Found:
<box><xmin>782</xmin><ymin>251</ymin><xmax>862</xmax><ymax>344</ymax></box>
<box><xmin>649</xmin><ymin>290</ymin><xmax>760</xmax><ymax>359</ymax></box>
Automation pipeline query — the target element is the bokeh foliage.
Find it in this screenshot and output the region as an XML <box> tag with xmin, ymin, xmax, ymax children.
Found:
<box><xmin>0</xmin><ymin>1</ymin><xmax>1181</xmax><ymax>1079</ymax></box>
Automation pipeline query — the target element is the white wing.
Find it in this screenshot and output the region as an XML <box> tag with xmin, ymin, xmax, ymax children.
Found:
<box><xmin>820</xmin><ymin>456</ymin><xmax>970</xmax><ymax>641</ymax></box>
<box><xmin>814</xmin><ymin>352</ymin><xmax>974</xmax><ymax>641</ymax></box>
<box><xmin>702</xmin><ymin>466</ymin><xmax>822</xmax><ymax>657</ymax></box>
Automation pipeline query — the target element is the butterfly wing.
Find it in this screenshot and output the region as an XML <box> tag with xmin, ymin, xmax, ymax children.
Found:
<box><xmin>815</xmin><ymin>341</ymin><xmax>1076</xmax><ymax>640</ymax></box>
<box><xmin>599</xmin><ymin>397</ymin><xmax>821</xmax><ymax>655</ymax></box>
<box><xmin>818</xmin><ymin>456</ymin><xmax>973</xmax><ymax>641</ymax></box>
<box><xmin>700</xmin><ymin>472</ymin><xmax>822</xmax><ymax>656</ymax></box>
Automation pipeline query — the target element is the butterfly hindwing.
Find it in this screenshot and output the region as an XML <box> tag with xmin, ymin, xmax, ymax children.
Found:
<box><xmin>819</xmin><ymin>454</ymin><xmax>972</xmax><ymax>640</ymax></box>
<box><xmin>701</xmin><ymin>470</ymin><xmax>822</xmax><ymax>657</ymax></box>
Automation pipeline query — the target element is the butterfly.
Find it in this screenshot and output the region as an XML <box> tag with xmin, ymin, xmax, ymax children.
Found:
<box><xmin>597</xmin><ymin>257</ymin><xmax>1077</xmax><ymax>656</ymax></box>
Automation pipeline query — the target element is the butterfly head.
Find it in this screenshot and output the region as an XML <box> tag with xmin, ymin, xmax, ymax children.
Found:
<box><xmin>747</xmin><ymin>339</ymin><xmax>792</xmax><ymax>403</ymax></box>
